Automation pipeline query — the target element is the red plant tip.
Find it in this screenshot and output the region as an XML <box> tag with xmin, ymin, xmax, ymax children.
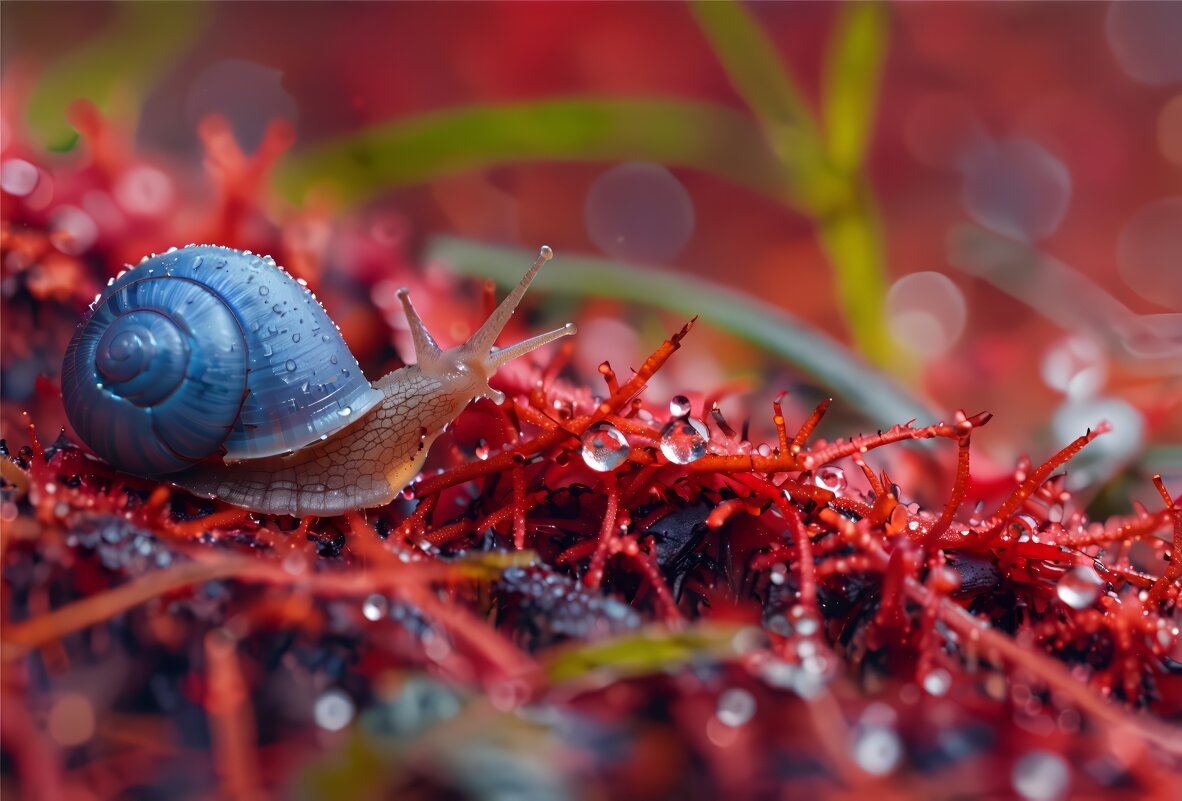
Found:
<box><xmin>966</xmin><ymin>410</ymin><xmax>993</xmax><ymax>427</ymax></box>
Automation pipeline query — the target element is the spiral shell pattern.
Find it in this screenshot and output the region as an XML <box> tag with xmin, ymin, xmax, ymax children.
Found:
<box><xmin>62</xmin><ymin>245</ymin><xmax>382</xmax><ymax>475</ymax></box>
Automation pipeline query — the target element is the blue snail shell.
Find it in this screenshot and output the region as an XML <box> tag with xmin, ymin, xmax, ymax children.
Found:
<box><xmin>62</xmin><ymin>245</ymin><xmax>383</xmax><ymax>475</ymax></box>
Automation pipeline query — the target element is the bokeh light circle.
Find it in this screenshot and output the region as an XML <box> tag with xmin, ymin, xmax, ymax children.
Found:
<box><xmin>585</xmin><ymin>162</ymin><xmax>695</xmax><ymax>263</ymax></box>
<box><xmin>1106</xmin><ymin>1</ymin><xmax>1182</xmax><ymax>86</ymax></box>
<box><xmin>1157</xmin><ymin>95</ymin><xmax>1182</xmax><ymax>166</ymax></box>
<box><xmin>884</xmin><ymin>271</ymin><xmax>968</xmax><ymax>359</ymax></box>
<box><xmin>1116</xmin><ymin>197</ymin><xmax>1182</xmax><ymax>310</ymax></box>
<box><xmin>959</xmin><ymin>137</ymin><xmax>1071</xmax><ymax>242</ymax></box>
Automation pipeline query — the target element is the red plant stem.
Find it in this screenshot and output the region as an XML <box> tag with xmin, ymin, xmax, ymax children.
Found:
<box><xmin>204</xmin><ymin>631</ymin><xmax>263</xmax><ymax>801</ymax></box>
<box><xmin>985</xmin><ymin>425</ymin><xmax>1108</xmax><ymax>537</ymax></box>
<box><xmin>1147</xmin><ymin>476</ymin><xmax>1181</xmax><ymax>603</ymax></box>
<box><xmin>401</xmin><ymin>495</ymin><xmax>438</xmax><ymax>541</ymax></box>
<box><xmin>4</xmin><ymin>553</ymin><xmax>537</xmax><ymax>682</ymax></box>
<box><xmin>585</xmin><ymin>474</ymin><xmax>621</xmax><ymax>589</ymax></box>
<box><xmin>415</xmin><ymin>321</ymin><xmax>695</xmax><ymax>500</ymax></box>
<box><xmin>789</xmin><ymin>398</ymin><xmax>831</xmax><ymax>455</ymax></box>
<box><xmin>512</xmin><ymin>464</ymin><xmax>527</xmax><ymax>550</ymax></box>
<box><xmin>818</xmin><ymin>508</ymin><xmax>1182</xmax><ymax>757</ymax></box>
<box><xmin>623</xmin><ymin>547</ymin><xmax>682</xmax><ymax>624</ymax></box>
<box><xmin>399</xmin><ymin>582</ymin><xmax>540</xmax><ymax>688</ymax></box>
<box><xmin>706</xmin><ymin>498</ymin><xmax>760</xmax><ymax>529</ymax></box>
<box><xmin>771</xmin><ymin>392</ymin><xmax>790</xmax><ymax>455</ymax></box>
<box><xmin>774</xmin><ymin>493</ymin><xmax>816</xmax><ymax>615</ymax></box>
<box><xmin>0</xmin><ymin>686</ymin><xmax>66</xmax><ymax>801</ymax></box>
<box><xmin>924</xmin><ymin>425</ymin><xmax>973</xmax><ymax>550</ymax></box>
<box><xmin>2</xmin><ymin>559</ymin><xmax>254</xmax><ymax>656</ymax></box>
<box><xmin>598</xmin><ymin>361</ymin><xmax>620</xmax><ymax>395</ymax></box>
<box><xmin>851</xmin><ymin>451</ymin><xmax>882</xmax><ymax>498</ymax></box>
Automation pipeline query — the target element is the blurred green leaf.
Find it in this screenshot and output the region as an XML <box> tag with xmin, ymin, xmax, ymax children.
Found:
<box><xmin>275</xmin><ymin>100</ymin><xmax>795</xmax><ymax>209</ymax></box>
<box><xmin>26</xmin><ymin>2</ymin><xmax>209</xmax><ymax>151</ymax></box>
<box><xmin>822</xmin><ymin>2</ymin><xmax>889</xmax><ymax>173</ymax></box>
<box><xmin>690</xmin><ymin>0</ymin><xmax>843</xmax><ymax>212</ymax></box>
<box><xmin>427</xmin><ymin>237</ymin><xmax>935</xmax><ymax>428</ymax></box>
<box><xmin>816</xmin><ymin>191</ymin><xmax>901</xmax><ymax>369</ymax></box>
<box><xmin>541</xmin><ymin>624</ymin><xmax>741</xmax><ymax>684</ymax></box>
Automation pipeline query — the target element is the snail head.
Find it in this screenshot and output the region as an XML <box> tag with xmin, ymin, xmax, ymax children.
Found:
<box><xmin>396</xmin><ymin>246</ymin><xmax>576</xmax><ymax>404</ymax></box>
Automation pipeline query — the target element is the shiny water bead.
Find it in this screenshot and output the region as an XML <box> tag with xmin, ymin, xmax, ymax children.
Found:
<box><xmin>715</xmin><ymin>687</ymin><xmax>756</xmax><ymax>727</ymax></box>
<box><xmin>313</xmin><ymin>689</ymin><xmax>355</xmax><ymax>732</ymax></box>
<box><xmin>1011</xmin><ymin>750</ymin><xmax>1070</xmax><ymax>801</ymax></box>
<box><xmin>853</xmin><ymin>725</ymin><xmax>903</xmax><ymax>776</ymax></box>
<box><xmin>668</xmin><ymin>394</ymin><xmax>692</xmax><ymax>418</ymax></box>
<box><xmin>921</xmin><ymin>668</ymin><xmax>952</xmax><ymax>696</ymax></box>
<box><xmin>1055</xmin><ymin>565</ymin><xmax>1103</xmax><ymax>609</ymax></box>
<box><xmin>814</xmin><ymin>465</ymin><xmax>847</xmax><ymax>494</ymax></box>
<box><xmin>362</xmin><ymin>593</ymin><xmax>389</xmax><ymax>621</ymax></box>
<box><xmin>580</xmin><ymin>422</ymin><xmax>631</xmax><ymax>472</ymax></box>
<box><xmin>659</xmin><ymin>417</ymin><xmax>709</xmax><ymax>464</ymax></box>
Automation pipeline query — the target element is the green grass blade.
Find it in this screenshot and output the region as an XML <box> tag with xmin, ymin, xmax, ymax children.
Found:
<box><xmin>274</xmin><ymin>99</ymin><xmax>794</xmax><ymax>209</ymax></box>
<box><xmin>822</xmin><ymin>2</ymin><xmax>889</xmax><ymax>173</ymax></box>
<box><xmin>25</xmin><ymin>2</ymin><xmax>209</xmax><ymax>151</ymax></box>
<box><xmin>690</xmin><ymin>0</ymin><xmax>843</xmax><ymax>212</ymax></box>
<box><xmin>427</xmin><ymin>237</ymin><xmax>935</xmax><ymax>428</ymax></box>
<box><xmin>815</xmin><ymin>189</ymin><xmax>901</xmax><ymax>369</ymax></box>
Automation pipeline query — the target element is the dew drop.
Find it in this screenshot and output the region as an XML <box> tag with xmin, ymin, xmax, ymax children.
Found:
<box><xmin>853</xmin><ymin>725</ymin><xmax>902</xmax><ymax>776</ymax></box>
<box><xmin>1055</xmin><ymin>565</ymin><xmax>1103</xmax><ymax>610</ymax></box>
<box><xmin>1011</xmin><ymin>750</ymin><xmax>1070</xmax><ymax>801</ymax></box>
<box><xmin>362</xmin><ymin>593</ymin><xmax>389</xmax><ymax>621</ymax></box>
<box><xmin>285</xmin><ymin>359</ymin><xmax>296</xmax><ymax>372</ymax></box>
<box><xmin>715</xmin><ymin>687</ymin><xmax>756</xmax><ymax>727</ymax></box>
<box><xmin>580</xmin><ymin>422</ymin><xmax>631</xmax><ymax>472</ymax></box>
<box><xmin>339</xmin><ymin>406</ymin><xmax>352</xmax><ymax>417</ymax></box>
<box><xmin>659</xmin><ymin>417</ymin><xmax>709</xmax><ymax>464</ymax></box>
<box><xmin>922</xmin><ymin>668</ymin><xmax>952</xmax><ymax>696</ymax></box>
<box><xmin>669</xmin><ymin>395</ymin><xmax>692</xmax><ymax>418</ymax></box>
<box><xmin>313</xmin><ymin>689</ymin><xmax>355</xmax><ymax>732</ymax></box>
<box><xmin>292</xmin><ymin>332</ymin><xmax>301</xmax><ymax>343</ymax></box>
<box><xmin>814</xmin><ymin>466</ymin><xmax>847</xmax><ymax>494</ymax></box>
<box><xmin>259</xmin><ymin>285</ymin><xmax>269</xmax><ymax>296</ymax></box>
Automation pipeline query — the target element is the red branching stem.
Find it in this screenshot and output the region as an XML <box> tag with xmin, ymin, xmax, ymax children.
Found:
<box><xmin>774</xmin><ymin>493</ymin><xmax>817</xmax><ymax>615</ymax></box>
<box><xmin>875</xmin><ymin>541</ymin><xmax>913</xmax><ymax>634</ymax></box>
<box><xmin>400</xmin><ymin>494</ymin><xmax>438</xmax><ymax>542</ymax></box>
<box><xmin>986</xmin><ymin>424</ymin><xmax>1109</xmax><ymax>536</ymax></box>
<box><xmin>924</xmin><ymin>418</ymin><xmax>974</xmax><ymax>550</ymax></box>
<box><xmin>912</xmin><ymin>575</ymin><xmax>1182</xmax><ymax>756</ymax></box>
<box><xmin>555</xmin><ymin>539</ymin><xmax>598</xmax><ymax>566</ymax></box>
<box><xmin>204</xmin><ymin>631</ymin><xmax>263</xmax><ymax>801</ymax></box>
<box><xmin>1147</xmin><ymin>476</ymin><xmax>1181</xmax><ymax>603</ymax></box>
<box><xmin>512</xmin><ymin>464</ymin><xmax>528</xmax><ymax>550</ymax></box>
<box><xmin>707</xmin><ymin>498</ymin><xmax>761</xmax><ymax>529</ymax></box>
<box><xmin>416</xmin><ymin>321</ymin><xmax>695</xmax><ymax>500</ymax></box>
<box><xmin>790</xmin><ymin>398</ymin><xmax>831</xmax><ymax>455</ymax></box>
<box><xmin>585</xmin><ymin>474</ymin><xmax>621</xmax><ymax>589</ymax></box>
<box><xmin>772</xmin><ymin>391</ymin><xmax>790</xmax><ymax>455</ymax></box>
<box><xmin>851</xmin><ymin>451</ymin><xmax>882</xmax><ymax>498</ymax></box>
<box><xmin>621</xmin><ymin>545</ymin><xmax>682</xmax><ymax>624</ymax></box>
<box><xmin>3</xmin><ymin>559</ymin><xmax>254</xmax><ymax>655</ymax></box>
<box><xmin>597</xmin><ymin>361</ymin><xmax>619</xmax><ymax>396</ymax></box>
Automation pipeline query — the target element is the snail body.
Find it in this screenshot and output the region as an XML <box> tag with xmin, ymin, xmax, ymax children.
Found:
<box><xmin>62</xmin><ymin>244</ymin><xmax>574</xmax><ymax>516</ymax></box>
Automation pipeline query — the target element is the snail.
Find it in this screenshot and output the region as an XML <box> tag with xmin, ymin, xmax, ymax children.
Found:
<box><xmin>61</xmin><ymin>244</ymin><xmax>575</xmax><ymax>517</ymax></box>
